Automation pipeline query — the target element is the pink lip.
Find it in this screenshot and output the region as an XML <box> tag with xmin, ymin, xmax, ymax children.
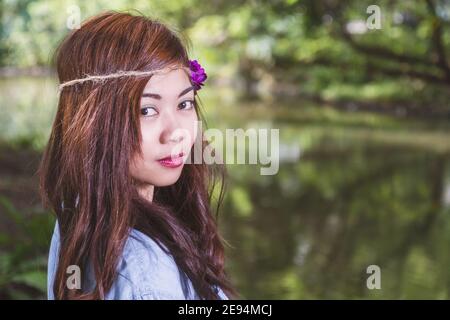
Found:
<box><xmin>157</xmin><ymin>153</ymin><xmax>184</xmax><ymax>168</ymax></box>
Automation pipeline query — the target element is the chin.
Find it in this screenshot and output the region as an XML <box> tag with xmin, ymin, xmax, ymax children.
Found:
<box><xmin>151</xmin><ymin>166</ymin><xmax>184</xmax><ymax>187</ymax></box>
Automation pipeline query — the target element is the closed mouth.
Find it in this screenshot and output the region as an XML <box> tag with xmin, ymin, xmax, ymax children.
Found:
<box><xmin>157</xmin><ymin>152</ymin><xmax>184</xmax><ymax>161</ymax></box>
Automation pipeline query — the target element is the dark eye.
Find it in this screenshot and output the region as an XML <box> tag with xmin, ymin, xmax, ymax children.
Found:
<box><xmin>140</xmin><ymin>106</ymin><xmax>158</xmax><ymax>117</ymax></box>
<box><xmin>178</xmin><ymin>100</ymin><xmax>195</xmax><ymax>110</ymax></box>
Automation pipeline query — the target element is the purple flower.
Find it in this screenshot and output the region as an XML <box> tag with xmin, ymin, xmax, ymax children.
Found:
<box><xmin>189</xmin><ymin>59</ymin><xmax>207</xmax><ymax>90</ymax></box>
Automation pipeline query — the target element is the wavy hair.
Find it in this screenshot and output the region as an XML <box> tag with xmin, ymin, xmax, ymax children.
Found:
<box><xmin>38</xmin><ymin>11</ymin><xmax>237</xmax><ymax>300</ymax></box>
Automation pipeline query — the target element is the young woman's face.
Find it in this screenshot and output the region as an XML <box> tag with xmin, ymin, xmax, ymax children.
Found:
<box><xmin>130</xmin><ymin>68</ymin><xmax>198</xmax><ymax>187</ymax></box>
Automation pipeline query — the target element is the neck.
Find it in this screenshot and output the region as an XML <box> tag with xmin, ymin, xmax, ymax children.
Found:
<box><xmin>137</xmin><ymin>183</ymin><xmax>154</xmax><ymax>202</ymax></box>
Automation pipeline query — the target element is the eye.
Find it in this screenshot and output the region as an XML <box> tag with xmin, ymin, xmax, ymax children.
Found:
<box><xmin>140</xmin><ymin>106</ymin><xmax>158</xmax><ymax>117</ymax></box>
<box><xmin>178</xmin><ymin>100</ymin><xmax>195</xmax><ymax>111</ymax></box>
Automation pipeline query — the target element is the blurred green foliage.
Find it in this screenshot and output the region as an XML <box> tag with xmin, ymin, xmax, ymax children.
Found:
<box><xmin>0</xmin><ymin>196</ymin><xmax>55</xmax><ymax>299</ymax></box>
<box><xmin>1</xmin><ymin>0</ymin><xmax>450</xmax><ymax>111</ymax></box>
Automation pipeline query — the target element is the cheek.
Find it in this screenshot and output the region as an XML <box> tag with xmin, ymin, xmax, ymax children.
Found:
<box><xmin>139</xmin><ymin>120</ymin><xmax>160</xmax><ymax>159</ymax></box>
<box><xmin>129</xmin><ymin>121</ymin><xmax>160</xmax><ymax>181</ymax></box>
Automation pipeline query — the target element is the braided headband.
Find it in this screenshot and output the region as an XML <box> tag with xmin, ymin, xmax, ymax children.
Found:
<box><xmin>58</xmin><ymin>59</ymin><xmax>207</xmax><ymax>92</ymax></box>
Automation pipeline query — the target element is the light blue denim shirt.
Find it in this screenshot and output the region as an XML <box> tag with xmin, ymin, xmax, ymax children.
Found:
<box><xmin>47</xmin><ymin>221</ymin><xmax>229</xmax><ymax>300</ymax></box>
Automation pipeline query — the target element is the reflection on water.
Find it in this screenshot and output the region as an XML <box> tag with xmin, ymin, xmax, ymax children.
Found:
<box><xmin>1</xmin><ymin>76</ymin><xmax>450</xmax><ymax>299</ymax></box>
<box><xmin>222</xmin><ymin>144</ymin><xmax>450</xmax><ymax>299</ymax></box>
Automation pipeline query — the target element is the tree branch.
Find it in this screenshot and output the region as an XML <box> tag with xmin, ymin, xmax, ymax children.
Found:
<box><xmin>339</xmin><ymin>27</ymin><xmax>433</xmax><ymax>69</ymax></box>
<box><xmin>425</xmin><ymin>0</ymin><xmax>450</xmax><ymax>81</ymax></box>
<box><xmin>273</xmin><ymin>55</ymin><xmax>450</xmax><ymax>85</ymax></box>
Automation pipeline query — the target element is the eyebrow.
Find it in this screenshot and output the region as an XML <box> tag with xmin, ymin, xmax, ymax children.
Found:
<box><xmin>142</xmin><ymin>85</ymin><xmax>195</xmax><ymax>100</ymax></box>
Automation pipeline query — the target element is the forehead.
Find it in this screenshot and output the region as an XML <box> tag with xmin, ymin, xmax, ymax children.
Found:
<box><xmin>143</xmin><ymin>68</ymin><xmax>191</xmax><ymax>94</ymax></box>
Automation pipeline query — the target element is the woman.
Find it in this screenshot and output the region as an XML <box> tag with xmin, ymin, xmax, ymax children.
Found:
<box><xmin>39</xmin><ymin>11</ymin><xmax>236</xmax><ymax>300</ymax></box>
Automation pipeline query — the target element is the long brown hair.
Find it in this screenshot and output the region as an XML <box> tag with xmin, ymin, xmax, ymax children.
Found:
<box><xmin>38</xmin><ymin>11</ymin><xmax>237</xmax><ymax>300</ymax></box>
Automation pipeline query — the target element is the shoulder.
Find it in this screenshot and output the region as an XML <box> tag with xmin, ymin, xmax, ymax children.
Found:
<box><xmin>47</xmin><ymin>221</ymin><xmax>225</xmax><ymax>300</ymax></box>
<box><xmin>47</xmin><ymin>221</ymin><xmax>60</xmax><ymax>299</ymax></box>
<box><xmin>112</xmin><ymin>228</ymin><xmax>196</xmax><ymax>300</ymax></box>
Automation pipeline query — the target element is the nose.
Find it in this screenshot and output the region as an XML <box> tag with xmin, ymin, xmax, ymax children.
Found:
<box><xmin>160</xmin><ymin>111</ymin><xmax>185</xmax><ymax>145</ymax></box>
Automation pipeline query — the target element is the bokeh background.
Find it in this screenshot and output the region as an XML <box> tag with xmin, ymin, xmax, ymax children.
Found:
<box><xmin>1</xmin><ymin>0</ymin><xmax>450</xmax><ymax>299</ymax></box>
